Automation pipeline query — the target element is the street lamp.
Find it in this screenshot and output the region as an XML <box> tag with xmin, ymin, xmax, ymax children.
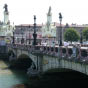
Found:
<box><xmin>33</xmin><ymin>15</ymin><xmax>37</xmax><ymax>45</ymax></box>
<box><xmin>21</xmin><ymin>25</ymin><xmax>24</xmax><ymax>44</ymax></box>
<box><xmin>12</xmin><ymin>23</ymin><xmax>15</xmax><ymax>44</ymax></box>
<box><xmin>28</xmin><ymin>26</ymin><xmax>31</xmax><ymax>44</ymax></box>
<box><xmin>59</xmin><ymin>13</ymin><xmax>63</xmax><ymax>46</ymax></box>
<box><xmin>12</xmin><ymin>31</ymin><xmax>15</xmax><ymax>44</ymax></box>
<box><xmin>80</xmin><ymin>29</ymin><xmax>83</xmax><ymax>44</ymax></box>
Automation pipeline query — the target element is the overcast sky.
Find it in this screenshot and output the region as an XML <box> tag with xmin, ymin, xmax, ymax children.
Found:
<box><xmin>0</xmin><ymin>0</ymin><xmax>88</xmax><ymax>25</ymax></box>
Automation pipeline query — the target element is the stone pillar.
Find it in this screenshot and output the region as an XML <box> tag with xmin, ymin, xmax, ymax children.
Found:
<box><xmin>38</xmin><ymin>55</ymin><xmax>43</xmax><ymax>73</ymax></box>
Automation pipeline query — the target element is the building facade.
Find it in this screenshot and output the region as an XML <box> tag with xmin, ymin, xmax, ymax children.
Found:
<box><xmin>56</xmin><ymin>23</ymin><xmax>88</xmax><ymax>44</ymax></box>
<box><xmin>15</xmin><ymin>24</ymin><xmax>42</xmax><ymax>45</ymax></box>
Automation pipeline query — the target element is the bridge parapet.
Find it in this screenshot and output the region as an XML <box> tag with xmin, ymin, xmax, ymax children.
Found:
<box><xmin>7</xmin><ymin>44</ymin><xmax>88</xmax><ymax>63</ymax></box>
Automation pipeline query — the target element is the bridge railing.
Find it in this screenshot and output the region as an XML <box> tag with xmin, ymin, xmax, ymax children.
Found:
<box><xmin>7</xmin><ymin>44</ymin><xmax>88</xmax><ymax>62</ymax></box>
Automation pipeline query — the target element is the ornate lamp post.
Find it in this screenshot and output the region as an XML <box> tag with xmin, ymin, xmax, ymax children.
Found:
<box><xmin>33</xmin><ymin>15</ymin><xmax>37</xmax><ymax>45</ymax></box>
<box><xmin>12</xmin><ymin>31</ymin><xmax>15</xmax><ymax>44</ymax></box>
<box><xmin>80</xmin><ymin>29</ymin><xmax>83</xmax><ymax>44</ymax></box>
<box><xmin>28</xmin><ymin>26</ymin><xmax>31</xmax><ymax>44</ymax></box>
<box><xmin>59</xmin><ymin>13</ymin><xmax>63</xmax><ymax>46</ymax></box>
<box><xmin>21</xmin><ymin>25</ymin><xmax>24</xmax><ymax>44</ymax></box>
<box><xmin>12</xmin><ymin>23</ymin><xmax>15</xmax><ymax>44</ymax></box>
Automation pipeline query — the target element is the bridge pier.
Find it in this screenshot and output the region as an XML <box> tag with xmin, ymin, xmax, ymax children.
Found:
<box><xmin>37</xmin><ymin>55</ymin><xmax>43</xmax><ymax>73</ymax></box>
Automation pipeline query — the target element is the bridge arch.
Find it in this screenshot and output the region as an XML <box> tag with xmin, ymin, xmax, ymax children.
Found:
<box><xmin>17</xmin><ymin>54</ymin><xmax>36</xmax><ymax>69</ymax></box>
<box><xmin>17</xmin><ymin>54</ymin><xmax>30</xmax><ymax>59</ymax></box>
<box><xmin>42</xmin><ymin>67</ymin><xmax>88</xmax><ymax>84</ymax></box>
<box><xmin>8</xmin><ymin>53</ymin><xmax>36</xmax><ymax>71</ymax></box>
<box><xmin>44</xmin><ymin>66</ymin><xmax>88</xmax><ymax>77</ymax></box>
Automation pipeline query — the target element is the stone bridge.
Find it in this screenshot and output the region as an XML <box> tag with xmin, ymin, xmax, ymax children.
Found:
<box><xmin>7</xmin><ymin>44</ymin><xmax>88</xmax><ymax>76</ymax></box>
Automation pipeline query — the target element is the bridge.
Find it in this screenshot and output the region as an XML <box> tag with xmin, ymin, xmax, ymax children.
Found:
<box><xmin>7</xmin><ymin>44</ymin><xmax>88</xmax><ymax>76</ymax></box>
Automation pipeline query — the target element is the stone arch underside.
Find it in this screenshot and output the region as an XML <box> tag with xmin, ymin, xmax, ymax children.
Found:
<box><xmin>43</xmin><ymin>59</ymin><xmax>88</xmax><ymax>76</ymax></box>
<box><xmin>17</xmin><ymin>53</ymin><xmax>36</xmax><ymax>69</ymax></box>
<box><xmin>42</xmin><ymin>56</ymin><xmax>88</xmax><ymax>75</ymax></box>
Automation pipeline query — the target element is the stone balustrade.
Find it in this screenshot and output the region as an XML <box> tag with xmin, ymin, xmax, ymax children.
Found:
<box><xmin>7</xmin><ymin>44</ymin><xmax>88</xmax><ymax>62</ymax></box>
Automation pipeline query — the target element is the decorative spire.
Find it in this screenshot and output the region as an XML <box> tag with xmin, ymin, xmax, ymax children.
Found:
<box><xmin>3</xmin><ymin>4</ymin><xmax>8</xmax><ymax>12</ymax></box>
<box><xmin>48</xmin><ymin>6</ymin><xmax>51</xmax><ymax>16</ymax></box>
<box><xmin>3</xmin><ymin>4</ymin><xmax>9</xmax><ymax>24</ymax></box>
<box><xmin>47</xmin><ymin>6</ymin><xmax>52</xmax><ymax>25</ymax></box>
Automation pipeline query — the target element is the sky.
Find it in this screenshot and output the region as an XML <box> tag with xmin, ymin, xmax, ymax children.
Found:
<box><xmin>0</xmin><ymin>0</ymin><xmax>88</xmax><ymax>25</ymax></box>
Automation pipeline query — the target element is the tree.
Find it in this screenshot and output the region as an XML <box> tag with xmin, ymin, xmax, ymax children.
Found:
<box><xmin>82</xmin><ymin>27</ymin><xmax>88</xmax><ymax>41</ymax></box>
<box><xmin>64</xmin><ymin>28</ymin><xmax>80</xmax><ymax>43</ymax></box>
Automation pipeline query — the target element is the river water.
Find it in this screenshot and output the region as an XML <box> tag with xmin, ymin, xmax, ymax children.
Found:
<box><xmin>0</xmin><ymin>60</ymin><xmax>88</xmax><ymax>88</ymax></box>
<box><xmin>0</xmin><ymin>60</ymin><xmax>29</xmax><ymax>88</ymax></box>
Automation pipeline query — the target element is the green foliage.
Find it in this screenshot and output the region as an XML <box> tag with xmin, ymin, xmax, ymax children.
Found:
<box><xmin>82</xmin><ymin>27</ymin><xmax>88</xmax><ymax>41</ymax></box>
<box><xmin>64</xmin><ymin>28</ymin><xmax>80</xmax><ymax>42</ymax></box>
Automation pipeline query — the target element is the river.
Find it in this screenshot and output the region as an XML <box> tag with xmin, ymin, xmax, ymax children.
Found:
<box><xmin>0</xmin><ymin>60</ymin><xmax>88</xmax><ymax>88</ymax></box>
<box><xmin>0</xmin><ymin>60</ymin><xmax>30</xmax><ymax>88</ymax></box>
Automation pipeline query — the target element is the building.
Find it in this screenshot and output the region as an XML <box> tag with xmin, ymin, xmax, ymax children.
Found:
<box><xmin>14</xmin><ymin>7</ymin><xmax>88</xmax><ymax>45</ymax></box>
<box><xmin>56</xmin><ymin>23</ymin><xmax>88</xmax><ymax>44</ymax></box>
<box><xmin>15</xmin><ymin>24</ymin><xmax>42</xmax><ymax>45</ymax></box>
